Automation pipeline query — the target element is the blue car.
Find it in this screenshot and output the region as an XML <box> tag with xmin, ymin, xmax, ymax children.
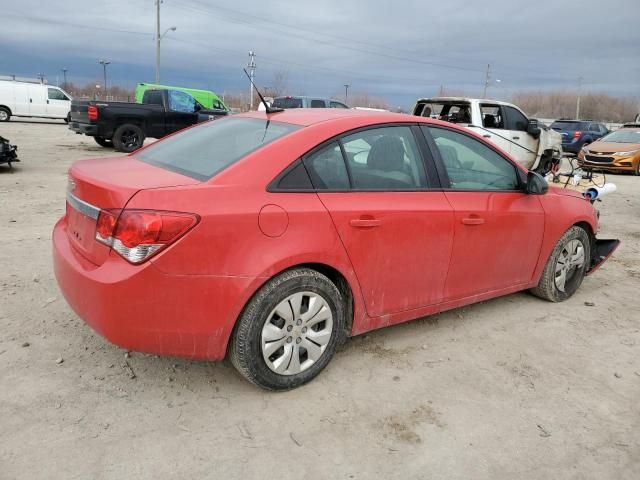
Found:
<box><xmin>551</xmin><ymin>119</ymin><xmax>609</xmax><ymax>154</ymax></box>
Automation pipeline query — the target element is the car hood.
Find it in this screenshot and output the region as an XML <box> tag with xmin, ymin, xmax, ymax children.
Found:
<box><xmin>587</xmin><ymin>142</ymin><xmax>640</xmax><ymax>153</ymax></box>
<box><xmin>548</xmin><ymin>186</ymin><xmax>586</xmax><ymax>199</ymax></box>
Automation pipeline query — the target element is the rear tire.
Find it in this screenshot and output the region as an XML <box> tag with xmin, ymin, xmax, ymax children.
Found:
<box><xmin>530</xmin><ymin>226</ymin><xmax>590</xmax><ymax>302</ymax></box>
<box><xmin>112</xmin><ymin>124</ymin><xmax>145</xmax><ymax>153</ymax></box>
<box><xmin>0</xmin><ymin>107</ymin><xmax>10</xmax><ymax>122</ymax></box>
<box><xmin>634</xmin><ymin>161</ymin><xmax>640</xmax><ymax>176</ymax></box>
<box><xmin>94</xmin><ymin>136</ymin><xmax>114</xmax><ymax>148</ymax></box>
<box><xmin>229</xmin><ymin>268</ymin><xmax>346</xmax><ymax>390</ymax></box>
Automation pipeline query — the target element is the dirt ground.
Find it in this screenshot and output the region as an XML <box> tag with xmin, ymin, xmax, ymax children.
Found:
<box><xmin>1</xmin><ymin>119</ymin><xmax>639</xmax><ymax>480</ymax></box>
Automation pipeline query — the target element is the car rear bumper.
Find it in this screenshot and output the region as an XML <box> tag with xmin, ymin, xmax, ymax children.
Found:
<box><xmin>68</xmin><ymin>122</ymin><xmax>98</xmax><ymax>136</ymax></box>
<box><xmin>561</xmin><ymin>142</ymin><xmax>582</xmax><ymax>154</ymax></box>
<box><xmin>52</xmin><ymin>217</ymin><xmax>258</xmax><ymax>360</ymax></box>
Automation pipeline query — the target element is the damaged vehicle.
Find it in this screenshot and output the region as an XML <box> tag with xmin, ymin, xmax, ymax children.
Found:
<box><xmin>53</xmin><ymin>109</ymin><xmax>618</xmax><ymax>390</ymax></box>
<box><xmin>413</xmin><ymin>97</ymin><xmax>563</xmax><ymax>174</ymax></box>
<box><xmin>0</xmin><ymin>136</ymin><xmax>18</xmax><ymax>168</ymax></box>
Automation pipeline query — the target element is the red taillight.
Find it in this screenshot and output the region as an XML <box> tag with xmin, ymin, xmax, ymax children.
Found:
<box><xmin>87</xmin><ymin>105</ymin><xmax>98</xmax><ymax>121</ymax></box>
<box><xmin>95</xmin><ymin>209</ymin><xmax>198</xmax><ymax>264</ymax></box>
<box><xmin>573</xmin><ymin>131</ymin><xmax>582</xmax><ymax>139</ymax></box>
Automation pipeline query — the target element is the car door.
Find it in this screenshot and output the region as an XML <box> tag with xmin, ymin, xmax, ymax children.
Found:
<box><xmin>11</xmin><ymin>84</ymin><xmax>30</xmax><ymax>115</ymax></box>
<box><xmin>46</xmin><ymin>87</ymin><xmax>71</xmax><ymax>118</ymax></box>
<box><xmin>503</xmin><ymin>105</ymin><xmax>537</xmax><ymax>167</ymax></box>
<box><xmin>477</xmin><ymin>104</ymin><xmax>513</xmax><ymax>155</ymax></box>
<box><xmin>422</xmin><ymin>125</ymin><xmax>544</xmax><ymax>300</ymax></box>
<box><xmin>164</xmin><ymin>90</ymin><xmax>199</xmax><ymax>134</ymax></box>
<box><xmin>28</xmin><ymin>85</ymin><xmax>48</xmax><ymax>116</ymax></box>
<box><xmin>304</xmin><ymin>125</ymin><xmax>455</xmax><ymax>318</ymax></box>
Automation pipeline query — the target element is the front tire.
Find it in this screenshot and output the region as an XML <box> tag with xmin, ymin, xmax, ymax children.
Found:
<box><xmin>112</xmin><ymin>124</ymin><xmax>145</xmax><ymax>153</ymax></box>
<box><xmin>530</xmin><ymin>226</ymin><xmax>591</xmax><ymax>302</ymax></box>
<box><xmin>230</xmin><ymin>268</ymin><xmax>346</xmax><ymax>390</ymax></box>
<box><xmin>0</xmin><ymin>107</ymin><xmax>10</xmax><ymax>122</ymax></box>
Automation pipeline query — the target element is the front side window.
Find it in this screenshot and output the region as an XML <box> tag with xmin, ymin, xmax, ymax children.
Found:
<box><xmin>341</xmin><ymin>126</ymin><xmax>427</xmax><ymax>190</ymax></box>
<box><xmin>426</xmin><ymin>127</ymin><xmax>520</xmax><ymax>191</ymax></box>
<box><xmin>168</xmin><ymin>90</ymin><xmax>196</xmax><ymax>113</ymax></box>
<box><xmin>310</xmin><ymin>99</ymin><xmax>326</xmax><ymax>108</ymax></box>
<box><xmin>48</xmin><ymin>88</ymin><xmax>68</xmax><ymax>101</ymax></box>
<box><xmin>135</xmin><ymin>118</ymin><xmax>300</xmax><ymax>181</ymax></box>
<box><xmin>504</xmin><ymin>106</ymin><xmax>529</xmax><ymax>131</ymax></box>
<box><xmin>303</xmin><ymin>142</ymin><xmax>350</xmax><ymax>190</ymax></box>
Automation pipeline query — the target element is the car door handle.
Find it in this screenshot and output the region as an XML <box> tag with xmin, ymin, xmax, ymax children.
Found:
<box><xmin>483</xmin><ymin>134</ymin><xmax>491</xmax><ymax>138</ymax></box>
<box><xmin>350</xmin><ymin>218</ymin><xmax>382</xmax><ymax>228</ymax></box>
<box><xmin>462</xmin><ymin>217</ymin><xmax>485</xmax><ymax>226</ymax></box>
<box><xmin>47</xmin><ymin>100</ymin><xmax>50</xmax><ymax>104</ymax></box>
<box><xmin>512</xmin><ymin>136</ymin><xmax>520</xmax><ymax>140</ymax></box>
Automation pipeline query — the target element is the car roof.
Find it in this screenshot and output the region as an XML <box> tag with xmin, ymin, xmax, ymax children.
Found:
<box><xmin>415</xmin><ymin>97</ymin><xmax>513</xmax><ymax>106</ymax></box>
<box><xmin>237</xmin><ymin>108</ymin><xmax>421</xmax><ymax>127</ymax></box>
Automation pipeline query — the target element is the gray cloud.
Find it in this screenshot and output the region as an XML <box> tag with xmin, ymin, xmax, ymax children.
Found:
<box><xmin>1</xmin><ymin>0</ymin><xmax>639</xmax><ymax>107</ymax></box>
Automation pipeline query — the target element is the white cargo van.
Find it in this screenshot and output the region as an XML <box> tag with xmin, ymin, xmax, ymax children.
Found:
<box><xmin>0</xmin><ymin>79</ymin><xmax>72</xmax><ymax>122</ymax></box>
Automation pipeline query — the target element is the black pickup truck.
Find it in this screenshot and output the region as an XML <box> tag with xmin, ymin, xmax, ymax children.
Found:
<box><xmin>69</xmin><ymin>88</ymin><xmax>228</xmax><ymax>152</ymax></box>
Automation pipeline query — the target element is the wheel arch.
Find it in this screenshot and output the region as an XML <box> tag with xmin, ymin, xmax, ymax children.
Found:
<box><xmin>225</xmin><ymin>261</ymin><xmax>359</xmax><ymax>358</ymax></box>
<box><xmin>0</xmin><ymin>105</ymin><xmax>12</xmax><ymax>114</ymax></box>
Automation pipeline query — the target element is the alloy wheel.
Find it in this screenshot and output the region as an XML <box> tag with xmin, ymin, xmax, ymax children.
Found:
<box><xmin>261</xmin><ymin>291</ymin><xmax>333</xmax><ymax>375</ymax></box>
<box><xmin>555</xmin><ymin>239</ymin><xmax>585</xmax><ymax>292</ymax></box>
<box><xmin>0</xmin><ymin>110</ymin><xmax>8</xmax><ymax>121</ymax></box>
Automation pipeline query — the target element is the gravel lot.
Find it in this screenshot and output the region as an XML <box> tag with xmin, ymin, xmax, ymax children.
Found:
<box><xmin>1</xmin><ymin>119</ymin><xmax>639</xmax><ymax>479</ymax></box>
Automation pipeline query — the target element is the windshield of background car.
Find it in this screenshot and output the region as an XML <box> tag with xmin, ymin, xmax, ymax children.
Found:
<box><xmin>600</xmin><ymin>129</ymin><xmax>640</xmax><ymax>144</ymax></box>
<box><xmin>272</xmin><ymin>97</ymin><xmax>303</xmax><ymax>108</ymax></box>
<box><xmin>551</xmin><ymin>121</ymin><xmax>581</xmax><ymax>130</ymax></box>
<box><xmin>135</xmin><ymin>118</ymin><xmax>301</xmax><ymax>181</ymax></box>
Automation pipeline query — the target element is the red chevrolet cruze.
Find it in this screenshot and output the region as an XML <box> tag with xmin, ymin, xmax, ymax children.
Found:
<box><xmin>53</xmin><ymin>109</ymin><xmax>618</xmax><ymax>390</ymax></box>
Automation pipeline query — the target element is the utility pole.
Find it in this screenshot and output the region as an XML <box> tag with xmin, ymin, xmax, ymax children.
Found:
<box><xmin>482</xmin><ymin>64</ymin><xmax>491</xmax><ymax>98</ymax></box>
<box><xmin>576</xmin><ymin>76</ymin><xmax>583</xmax><ymax>120</ymax></box>
<box><xmin>344</xmin><ymin>84</ymin><xmax>350</xmax><ymax>104</ymax></box>
<box><xmin>99</xmin><ymin>60</ymin><xmax>110</xmax><ymax>97</ymax></box>
<box><xmin>156</xmin><ymin>0</ymin><xmax>161</xmax><ymax>83</ymax></box>
<box><xmin>61</xmin><ymin>68</ymin><xmax>68</xmax><ymax>90</ymax></box>
<box><xmin>248</xmin><ymin>51</ymin><xmax>256</xmax><ymax>110</ymax></box>
<box><xmin>439</xmin><ymin>84</ymin><xmax>444</xmax><ymax>96</ymax></box>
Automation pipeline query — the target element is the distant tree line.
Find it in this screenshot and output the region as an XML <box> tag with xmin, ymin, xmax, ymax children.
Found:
<box><xmin>511</xmin><ymin>90</ymin><xmax>639</xmax><ymax>123</ymax></box>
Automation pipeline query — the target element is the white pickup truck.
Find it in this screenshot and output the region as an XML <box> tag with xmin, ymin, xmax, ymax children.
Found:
<box><xmin>413</xmin><ymin>97</ymin><xmax>563</xmax><ymax>173</ymax></box>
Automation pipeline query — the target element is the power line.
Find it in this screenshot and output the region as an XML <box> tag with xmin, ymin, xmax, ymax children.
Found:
<box><xmin>171</xmin><ymin>0</ymin><xmax>484</xmax><ymax>74</ymax></box>
<box><xmin>4</xmin><ymin>12</ymin><xmax>152</xmax><ymax>37</ymax></box>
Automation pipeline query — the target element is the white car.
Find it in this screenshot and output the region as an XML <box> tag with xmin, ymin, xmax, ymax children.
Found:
<box><xmin>413</xmin><ymin>97</ymin><xmax>563</xmax><ymax>173</ymax></box>
<box><xmin>0</xmin><ymin>79</ymin><xmax>72</xmax><ymax>122</ymax></box>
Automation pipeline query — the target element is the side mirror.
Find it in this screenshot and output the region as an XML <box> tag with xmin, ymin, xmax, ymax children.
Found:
<box><xmin>193</xmin><ymin>103</ymin><xmax>202</xmax><ymax>112</ymax></box>
<box><xmin>526</xmin><ymin>171</ymin><xmax>548</xmax><ymax>195</ymax></box>
<box><xmin>527</xmin><ymin>118</ymin><xmax>541</xmax><ymax>139</ymax></box>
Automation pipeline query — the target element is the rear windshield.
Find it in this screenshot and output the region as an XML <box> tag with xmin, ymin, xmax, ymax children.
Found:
<box><xmin>272</xmin><ymin>97</ymin><xmax>303</xmax><ymax>108</ymax></box>
<box><xmin>600</xmin><ymin>129</ymin><xmax>640</xmax><ymax>144</ymax></box>
<box><xmin>551</xmin><ymin>121</ymin><xmax>582</xmax><ymax>130</ymax></box>
<box><xmin>135</xmin><ymin>118</ymin><xmax>300</xmax><ymax>180</ymax></box>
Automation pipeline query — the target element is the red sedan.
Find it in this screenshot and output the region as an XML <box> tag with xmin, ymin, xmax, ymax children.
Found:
<box><xmin>53</xmin><ymin>109</ymin><xmax>618</xmax><ymax>390</ymax></box>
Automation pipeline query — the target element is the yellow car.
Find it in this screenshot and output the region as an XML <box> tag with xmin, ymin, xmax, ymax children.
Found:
<box><xmin>578</xmin><ymin>127</ymin><xmax>640</xmax><ymax>175</ymax></box>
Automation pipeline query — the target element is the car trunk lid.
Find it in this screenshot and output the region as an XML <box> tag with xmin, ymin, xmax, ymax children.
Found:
<box><xmin>66</xmin><ymin>156</ymin><xmax>200</xmax><ymax>265</ymax></box>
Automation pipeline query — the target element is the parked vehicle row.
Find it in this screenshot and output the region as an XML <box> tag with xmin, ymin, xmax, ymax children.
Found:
<box><xmin>54</xmin><ymin>108</ymin><xmax>619</xmax><ymax>390</ymax></box>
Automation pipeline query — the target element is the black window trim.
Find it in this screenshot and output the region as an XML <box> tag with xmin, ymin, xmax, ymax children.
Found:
<box><xmin>479</xmin><ymin>103</ymin><xmax>506</xmax><ymax>130</ymax></box>
<box><xmin>268</xmin><ymin>122</ymin><xmax>443</xmax><ymax>193</ymax></box>
<box><xmin>503</xmin><ymin>105</ymin><xmax>530</xmax><ymax>132</ymax></box>
<box><xmin>420</xmin><ymin>124</ymin><xmax>527</xmax><ymax>193</ymax></box>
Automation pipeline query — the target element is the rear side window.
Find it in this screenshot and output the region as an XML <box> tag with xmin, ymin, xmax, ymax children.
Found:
<box><xmin>303</xmin><ymin>142</ymin><xmax>350</xmax><ymax>190</ymax></box>
<box><xmin>551</xmin><ymin>121</ymin><xmax>580</xmax><ymax>130</ymax></box>
<box><xmin>341</xmin><ymin>126</ymin><xmax>427</xmax><ymax>190</ymax></box>
<box><xmin>272</xmin><ymin>97</ymin><xmax>303</xmax><ymax>108</ymax></box>
<box><xmin>143</xmin><ymin>90</ymin><xmax>164</xmax><ymax>106</ymax></box>
<box><xmin>310</xmin><ymin>99</ymin><xmax>326</xmax><ymax>108</ymax></box>
<box><xmin>135</xmin><ymin>118</ymin><xmax>300</xmax><ymax>181</ymax></box>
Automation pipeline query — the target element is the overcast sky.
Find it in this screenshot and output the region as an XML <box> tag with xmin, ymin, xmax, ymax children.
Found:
<box><xmin>1</xmin><ymin>0</ymin><xmax>639</xmax><ymax>107</ymax></box>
